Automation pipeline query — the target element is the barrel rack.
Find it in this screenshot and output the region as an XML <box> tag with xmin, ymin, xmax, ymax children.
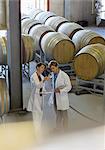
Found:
<box><xmin>0</xmin><ymin>64</ymin><xmax>30</xmax><ymax>80</ymax></box>
<box><xmin>0</xmin><ymin>65</ymin><xmax>8</xmax><ymax>78</ymax></box>
<box><xmin>75</xmin><ymin>72</ymin><xmax>105</xmax><ymax>95</ymax></box>
<box><xmin>22</xmin><ymin>63</ymin><xmax>30</xmax><ymax>80</ymax></box>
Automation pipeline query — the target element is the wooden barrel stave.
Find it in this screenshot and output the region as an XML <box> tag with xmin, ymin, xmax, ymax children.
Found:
<box><xmin>29</xmin><ymin>24</ymin><xmax>54</xmax><ymax>51</ymax></box>
<box><xmin>21</xmin><ymin>19</ymin><xmax>42</xmax><ymax>34</ymax></box>
<box><xmin>0</xmin><ymin>35</ymin><xmax>35</xmax><ymax>65</ymax></box>
<box><xmin>21</xmin><ymin>35</ymin><xmax>35</xmax><ymax>64</ymax></box>
<box><xmin>45</xmin><ymin>16</ymin><xmax>69</xmax><ymax>31</ymax></box>
<box><xmin>74</xmin><ymin>43</ymin><xmax>105</xmax><ymax>80</ymax></box>
<box><xmin>21</xmin><ymin>18</ymin><xmax>30</xmax><ymax>33</ymax></box>
<box><xmin>29</xmin><ymin>9</ymin><xmax>43</xmax><ymax>19</ymax></box>
<box><xmin>0</xmin><ymin>37</ymin><xmax>7</xmax><ymax>65</ymax></box>
<box><xmin>41</xmin><ymin>32</ymin><xmax>75</xmax><ymax>64</ymax></box>
<box><xmin>58</xmin><ymin>22</ymin><xmax>84</xmax><ymax>39</ymax></box>
<box><xmin>72</xmin><ymin>30</ymin><xmax>105</xmax><ymax>53</ymax></box>
<box><xmin>24</xmin><ymin>20</ymin><xmax>42</xmax><ymax>34</ymax></box>
<box><xmin>0</xmin><ymin>0</ymin><xmax>7</xmax><ymax>30</ymax></box>
<box><xmin>35</xmin><ymin>11</ymin><xmax>56</xmax><ymax>24</ymax></box>
<box><xmin>0</xmin><ymin>79</ymin><xmax>10</xmax><ymax>116</ymax></box>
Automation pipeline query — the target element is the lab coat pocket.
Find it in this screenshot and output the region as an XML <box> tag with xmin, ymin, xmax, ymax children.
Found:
<box><xmin>58</xmin><ymin>92</ymin><xmax>69</xmax><ymax>110</ymax></box>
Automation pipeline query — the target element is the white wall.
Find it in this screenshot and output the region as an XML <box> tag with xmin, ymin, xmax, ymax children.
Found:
<box><xmin>49</xmin><ymin>0</ymin><xmax>64</xmax><ymax>16</ymax></box>
<box><xmin>65</xmin><ymin>0</ymin><xmax>96</xmax><ymax>25</ymax></box>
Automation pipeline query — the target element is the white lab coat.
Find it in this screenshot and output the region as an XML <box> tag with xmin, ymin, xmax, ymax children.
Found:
<box><xmin>51</xmin><ymin>70</ymin><xmax>72</xmax><ymax>110</ymax></box>
<box><xmin>27</xmin><ymin>72</ymin><xmax>45</xmax><ymax>127</ymax></box>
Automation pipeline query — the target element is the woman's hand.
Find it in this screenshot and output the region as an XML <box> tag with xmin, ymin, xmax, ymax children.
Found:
<box><xmin>43</xmin><ymin>76</ymin><xmax>50</xmax><ymax>82</ymax></box>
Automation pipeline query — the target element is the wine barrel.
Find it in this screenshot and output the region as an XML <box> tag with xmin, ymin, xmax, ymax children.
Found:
<box><xmin>21</xmin><ymin>15</ymin><xmax>30</xmax><ymax>21</ymax></box>
<box><xmin>0</xmin><ymin>35</ymin><xmax>35</xmax><ymax>65</ymax></box>
<box><xmin>72</xmin><ymin>30</ymin><xmax>105</xmax><ymax>53</ymax></box>
<box><xmin>58</xmin><ymin>22</ymin><xmax>83</xmax><ymax>39</ymax></box>
<box><xmin>0</xmin><ymin>36</ymin><xmax>7</xmax><ymax>65</ymax></box>
<box><xmin>29</xmin><ymin>9</ymin><xmax>43</xmax><ymax>19</ymax></box>
<box><xmin>21</xmin><ymin>19</ymin><xmax>42</xmax><ymax>34</ymax></box>
<box><xmin>35</xmin><ymin>11</ymin><xmax>56</xmax><ymax>24</ymax></box>
<box><xmin>41</xmin><ymin>32</ymin><xmax>75</xmax><ymax>64</ymax></box>
<box><xmin>45</xmin><ymin>16</ymin><xmax>69</xmax><ymax>31</ymax></box>
<box><xmin>21</xmin><ymin>35</ymin><xmax>35</xmax><ymax>64</ymax></box>
<box><xmin>74</xmin><ymin>43</ymin><xmax>105</xmax><ymax>80</ymax></box>
<box><xmin>21</xmin><ymin>18</ymin><xmax>30</xmax><ymax>32</ymax></box>
<box><xmin>29</xmin><ymin>24</ymin><xmax>54</xmax><ymax>51</ymax></box>
<box><xmin>0</xmin><ymin>79</ymin><xmax>10</xmax><ymax>116</ymax></box>
<box><xmin>0</xmin><ymin>0</ymin><xmax>7</xmax><ymax>29</ymax></box>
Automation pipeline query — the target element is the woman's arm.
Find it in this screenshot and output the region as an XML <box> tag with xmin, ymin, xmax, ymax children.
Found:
<box><xmin>31</xmin><ymin>73</ymin><xmax>44</xmax><ymax>89</ymax></box>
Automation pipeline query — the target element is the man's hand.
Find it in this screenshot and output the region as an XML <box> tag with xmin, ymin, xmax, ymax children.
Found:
<box><xmin>55</xmin><ymin>88</ymin><xmax>60</xmax><ymax>93</ymax></box>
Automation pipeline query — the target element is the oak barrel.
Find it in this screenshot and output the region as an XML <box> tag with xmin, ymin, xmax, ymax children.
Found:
<box><xmin>21</xmin><ymin>18</ymin><xmax>30</xmax><ymax>32</ymax></box>
<box><xmin>45</xmin><ymin>16</ymin><xmax>69</xmax><ymax>31</ymax></box>
<box><xmin>21</xmin><ymin>35</ymin><xmax>35</xmax><ymax>64</ymax></box>
<box><xmin>41</xmin><ymin>32</ymin><xmax>75</xmax><ymax>64</ymax></box>
<box><xmin>35</xmin><ymin>11</ymin><xmax>56</xmax><ymax>24</ymax></box>
<box><xmin>74</xmin><ymin>43</ymin><xmax>105</xmax><ymax>80</ymax></box>
<box><xmin>0</xmin><ymin>79</ymin><xmax>10</xmax><ymax>116</ymax></box>
<box><xmin>21</xmin><ymin>15</ymin><xmax>30</xmax><ymax>21</ymax></box>
<box><xmin>29</xmin><ymin>24</ymin><xmax>54</xmax><ymax>51</ymax></box>
<box><xmin>0</xmin><ymin>36</ymin><xmax>7</xmax><ymax>65</ymax></box>
<box><xmin>0</xmin><ymin>35</ymin><xmax>35</xmax><ymax>65</ymax></box>
<box><xmin>29</xmin><ymin>9</ymin><xmax>43</xmax><ymax>19</ymax></box>
<box><xmin>72</xmin><ymin>30</ymin><xmax>105</xmax><ymax>53</ymax></box>
<box><xmin>0</xmin><ymin>0</ymin><xmax>7</xmax><ymax>29</ymax></box>
<box><xmin>21</xmin><ymin>19</ymin><xmax>42</xmax><ymax>34</ymax></box>
<box><xmin>58</xmin><ymin>22</ymin><xmax>83</xmax><ymax>39</ymax></box>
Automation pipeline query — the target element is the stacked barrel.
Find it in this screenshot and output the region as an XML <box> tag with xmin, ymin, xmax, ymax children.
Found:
<box><xmin>72</xmin><ymin>30</ymin><xmax>105</xmax><ymax>80</ymax></box>
<box><xmin>22</xmin><ymin>8</ymin><xmax>105</xmax><ymax>80</ymax></box>
<box><xmin>74</xmin><ymin>43</ymin><xmax>105</xmax><ymax>80</ymax></box>
<box><xmin>21</xmin><ymin>10</ymin><xmax>79</xmax><ymax>64</ymax></box>
<box><xmin>41</xmin><ymin>32</ymin><xmax>75</xmax><ymax>64</ymax></box>
<box><xmin>0</xmin><ymin>34</ymin><xmax>35</xmax><ymax>65</ymax></box>
<box><xmin>0</xmin><ymin>78</ymin><xmax>9</xmax><ymax>116</ymax></box>
<box><xmin>0</xmin><ymin>0</ymin><xmax>7</xmax><ymax>30</ymax></box>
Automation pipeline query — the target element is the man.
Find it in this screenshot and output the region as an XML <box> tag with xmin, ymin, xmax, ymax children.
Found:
<box><xmin>48</xmin><ymin>60</ymin><xmax>72</xmax><ymax>131</ymax></box>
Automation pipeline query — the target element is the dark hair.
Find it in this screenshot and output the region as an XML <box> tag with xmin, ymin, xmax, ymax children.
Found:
<box><xmin>48</xmin><ymin>60</ymin><xmax>58</xmax><ymax>68</ymax></box>
<box><xmin>36</xmin><ymin>62</ymin><xmax>46</xmax><ymax>69</ymax></box>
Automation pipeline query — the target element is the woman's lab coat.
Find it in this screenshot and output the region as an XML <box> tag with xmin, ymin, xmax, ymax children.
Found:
<box><xmin>27</xmin><ymin>72</ymin><xmax>45</xmax><ymax>126</ymax></box>
<box><xmin>51</xmin><ymin>70</ymin><xmax>72</xmax><ymax>110</ymax></box>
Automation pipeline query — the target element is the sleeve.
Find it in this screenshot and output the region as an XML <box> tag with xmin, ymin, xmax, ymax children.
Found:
<box><xmin>30</xmin><ymin>73</ymin><xmax>44</xmax><ymax>89</ymax></box>
<box><xmin>60</xmin><ymin>73</ymin><xmax>72</xmax><ymax>93</ymax></box>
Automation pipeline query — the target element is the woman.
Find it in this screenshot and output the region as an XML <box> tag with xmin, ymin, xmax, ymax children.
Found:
<box><xmin>27</xmin><ymin>62</ymin><xmax>50</xmax><ymax>133</ymax></box>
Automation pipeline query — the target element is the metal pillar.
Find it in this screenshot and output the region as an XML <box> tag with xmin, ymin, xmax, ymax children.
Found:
<box><xmin>7</xmin><ymin>0</ymin><xmax>23</xmax><ymax>111</ymax></box>
<box><xmin>103</xmin><ymin>71</ymin><xmax>105</xmax><ymax>105</ymax></box>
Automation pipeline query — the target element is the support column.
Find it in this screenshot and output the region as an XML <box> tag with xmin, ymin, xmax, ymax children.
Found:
<box><xmin>7</xmin><ymin>0</ymin><xmax>23</xmax><ymax>111</ymax></box>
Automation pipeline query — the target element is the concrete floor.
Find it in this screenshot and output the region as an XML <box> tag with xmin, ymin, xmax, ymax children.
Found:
<box><xmin>0</xmin><ymin>63</ymin><xmax>104</xmax><ymax>150</ymax></box>
<box><xmin>0</xmin><ymin>93</ymin><xmax>104</xmax><ymax>150</ymax></box>
<box><xmin>0</xmin><ymin>26</ymin><xmax>105</xmax><ymax>150</ymax></box>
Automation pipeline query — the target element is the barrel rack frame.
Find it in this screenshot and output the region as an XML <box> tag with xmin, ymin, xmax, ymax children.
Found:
<box><xmin>0</xmin><ymin>63</ymin><xmax>30</xmax><ymax>80</ymax></box>
<box><xmin>0</xmin><ymin>65</ymin><xmax>8</xmax><ymax>78</ymax></box>
<box><xmin>22</xmin><ymin>63</ymin><xmax>30</xmax><ymax>80</ymax></box>
<box><xmin>75</xmin><ymin>72</ymin><xmax>105</xmax><ymax>96</ymax></box>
